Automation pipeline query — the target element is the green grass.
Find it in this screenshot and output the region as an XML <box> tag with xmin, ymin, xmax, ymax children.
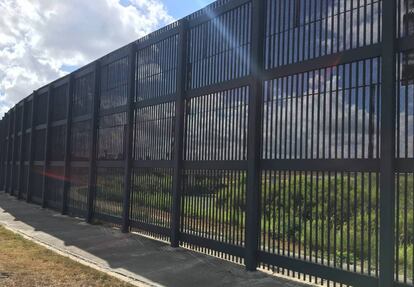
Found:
<box><xmin>0</xmin><ymin>226</ymin><xmax>133</xmax><ymax>287</ymax></box>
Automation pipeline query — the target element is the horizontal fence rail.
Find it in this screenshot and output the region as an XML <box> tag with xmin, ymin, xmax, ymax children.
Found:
<box><xmin>1</xmin><ymin>0</ymin><xmax>413</xmax><ymax>286</ymax></box>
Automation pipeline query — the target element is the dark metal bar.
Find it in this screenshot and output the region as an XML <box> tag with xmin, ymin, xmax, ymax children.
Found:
<box><xmin>62</xmin><ymin>75</ymin><xmax>74</xmax><ymax>214</ymax></box>
<box><xmin>72</xmin><ymin>114</ymin><xmax>92</xmax><ymax>124</ymax></box>
<box><xmin>3</xmin><ymin>112</ymin><xmax>11</xmax><ymax>192</ymax></box>
<box><xmin>121</xmin><ymin>42</ymin><xmax>137</xmax><ymax>233</ymax></box>
<box><xmin>17</xmin><ymin>101</ymin><xmax>26</xmax><ymax>199</ymax></box>
<box><xmin>5</xmin><ymin>111</ymin><xmax>12</xmax><ymax>193</ymax></box>
<box><xmin>99</xmin><ymin>105</ymin><xmax>127</xmax><ymax>117</ymax></box>
<box><xmin>379</xmin><ymin>0</ymin><xmax>397</xmax><ymax>286</ymax></box>
<box><xmin>26</xmin><ymin>92</ymin><xmax>36</xmax><ymax>203</ymax></box>
<box><xmin>86</xmin><ymin>61</ymin><xmax>101</xmax><ymax>223</ymax></box>
<box><xmin>263</xmin><ymin>44</ymin><xmax>382</xmax><ymax>81</ymax></box>
<box><xmin>49</xmin><ymin>161</ymin><xmax>65</xmax><ymax>167</ymax></box>
<box><xmin>130</xmin><ymin>220</ymin><xmax>171</xmax><ymax>237</ymax></box>
<box><xmin>135</xmin><ymin>24</ymin><xmax>179</xmax><ymax>50</ymax></box>
<box><xmin>262</xmin><ymin>159</ymin><xmax>380</xmax><ymax>173</ymax></box>
<box><xmin>133</xmin><ymin>160</ymin><xmax>173</xmax><ymax>169</ymax></box>
<box><xmin>0</xmin><ymin>119</ymin><xmax>3</xmax><ymax>189</ymax></box>
<box><xmin>398</xmin><ymin>35</ymin><xmax>414</xmax><ymax>52</ymax></box>
<box><xmin>186</xmin><ymin>76</ymin><xmax>251</xmax><ymax>99</ymax></box>
<box><xmin>50</xmin><ymin>120</ymin><xmax>67</xmax><ymax>128</ymax></box>
<box><xmin>396</xmin><ymin>159</ymin><xmax>414</xmax><ymax>172</ymax></box>
<box><xmin>4</xmin><ymin>112</ymin><xmax>9</xmax><ymax>193</ymax></box>
<box><xmin>245</xmin><ymin>0</ymin><xmax>265</xmax><ymax>271</ymax></box>
<box><xmin>41</xmin><ymin>86</ymin><xmax>52</xmax><ymax>208</ymax></box>
<box><xmin>99</xmin><ymin>45</ymin><xmax>130</xmax><ymax>66</ymax></box>
<box><xmin>134</xmin><ymin>95</ymin><xmax>176</xmax><ymax>109</ymax></box>
<box><xmin>187</xmin><ymin>0</ymin><xmax>251</xmax><ymax>28</ymax></box>
<box><xmin>180</xmin><ymin>233</ymin><xmax>245</xmax><ymax>258</ymax></box>
<box><xmin>183</xmin><ymin>160</ymin><xmax>248</xmax><ymax>170</ymax></box>
<box><xmin>259</xmin><ymin>252</ymin><xmax>377</xmax><ymax>287</ymax></box>
<box><xmin>96</xmin><ymin>161</ymin><xmax>124</xmax><ymax>168</ymax></box>
<box><xmin>94</xmin><ymin>212</ymin><xmax>123</xmax><ymax>225</ymax></box>
<box><xmin>34</xmin><ymin>124</ymin><xmax>47</xmax><ymax>130</ymax></box>
<box><xmin>69</xmin><ymin>161</ymin><xmax>89</xmax><ymax>168</ymax></box>
<box><xmin>171</xmin><ymin>19</ymin><xmax>188</xmax><ymax>248</ymax></box>
<box><xmin>9</xmin><ymin>107</ymin><xmax>18</xmax><ymax>195</ymax></box>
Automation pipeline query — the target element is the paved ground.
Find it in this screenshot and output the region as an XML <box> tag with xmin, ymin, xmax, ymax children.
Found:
<box><xmin>0</xmin><ymin>191</ymin><xmax>309</xmax><ymax>287</ymax></box>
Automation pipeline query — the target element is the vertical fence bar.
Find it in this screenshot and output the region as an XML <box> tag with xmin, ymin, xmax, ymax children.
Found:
<box><xmin>0</xmin><ymin>119</ymin><xmax>3</xmax><ymax>189</ymax></box>
<box><xmin>86</xmin><ymin>61</ymin><xmax>101</xmax><ymax>223</ymax></box>
<box><xmin>17</xmin><ymin>101</ymin><xmax>26</xmax><ymax>199</ymax></box>
<box><xmin>6</xmin><ymin>110</ymin><xmax>11</xmax><ymax>194</ymax></box>
<box><xmin>3</xmin><ymin>112</ymin><xmax>9</xmax><ymax>192</ymax></box>
<box><xmin>62</xmin><ymin>75</ymin><xmax>74</xmax><ymax>214</ymax></box>
<box><xmin>1</xmin><ymin>118</ymin><xmax>5</xmax><ymax>189</ymax></box>
<box><xmin>379</xmin><ymin>1</ymin><xmax>397</xmax><ymax>286</ymax></box>
<box><xmin>6</xmin><ymin>109</ymin><xmax>14</xmax><ymax>194</ymax></box>
<box><xmin>7</xmin><ymin>108</ymin><xmax>13</xmax><ymax>194</ymax></box>
<box><xmin>245</xmin><ymin>0</ymin><xmax>265</xmax><ymax>271</ymax></box>
<box><xmin>1</xmin><ymin>118</ymin><xmax>4</xmax><ymax>186</ymax></box>
<box><xmin>10</xmin><ymin>106</ymin><xmax>18</xmax><ymax>195</ymax></box>
<box><xmin>122</xmin><ymin>43</ymin><xmax>137</xmax><ymax>233</ymax></box>
<box><xmin>41</xmin><ymin>86</ymin><xmax>52</xmax><ymax>208</ymax></box>
<box><xmin>0</xmin><ymin>120</ymin><xmax>3</xmax><ymax>189</ymax></box>
<box><xmin>171</xmin><ymin>19</ymin><xmax>188</xmax><ymax>248</ymax></box>
<box><xmin>27</xmin><ymin>92</ymin><xmax>37</xmax><ymax>203</ymax></box>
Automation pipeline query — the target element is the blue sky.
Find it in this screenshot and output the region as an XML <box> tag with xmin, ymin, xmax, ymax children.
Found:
<box><xmin>120</xmin><ymin>0</ymin><xmax>215</xmax><ymax>19</ymax></box>
<box><xmin>155</xmin><ymin>0</ymin><xmax>215</xmax><ymax>18</ymax></box>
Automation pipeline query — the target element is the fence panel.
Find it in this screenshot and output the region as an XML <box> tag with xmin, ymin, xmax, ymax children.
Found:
<box><xmin>45</xmin><ymin>166</ymin><xmax>64</xmax><ymax>210</ymax></box>
<box><xmin>67</xmin><ymin>166</ymin><xmax>89</xmax><ymax>218</ymax></box>
<box><xmin>131</xmin><ymin>24</ymin><xmax>180</xmax><ymax>240</ymax></box>
<box><xmin>94</xmin><ymin>167</ymin><xmax>124</xmax><ymax>223</ymax></box>
<box><xmin>130</xmin><ymin>168</ymin><xmax>173</xmax><ymax>241</ymax></box>
<box><xmin>187</xmin><ymin>2</ymin><xmax>251</xmax><ymax>90</ymax></box>
<box><xmin>66</xmin><ymin>68</ymin><xmax>96</xmax><ymax>218</ymax></box>
<box><xmin>396</xmin><ymin>48</ymin><xmax>414</xmax><ymax>286</ymax></box>
<box><xmin>1</xmin><ymin>0</ymin><xmax>413</xmax><ymax>286</ymax></box>
<box><xmin>30</xmin><ymin>165</ymin><xmax>44</xmax><ymax>204</ymax></box>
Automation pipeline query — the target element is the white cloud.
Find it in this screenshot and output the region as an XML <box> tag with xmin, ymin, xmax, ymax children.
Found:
<box><xmin>0</xmin><ymin>0</ymin><xmax>174</xmax><ymax>117</ymax></box>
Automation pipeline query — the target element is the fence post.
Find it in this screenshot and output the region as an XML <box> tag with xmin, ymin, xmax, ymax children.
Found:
<box><xmin>379</xmin><ymin>1</ymin><xmax>397</xmax><ymax>287</ymax></box>
<box><xmin>41</xmin><ymin>86</ymin><xmax>52</xmax><ymax>208</ymax></box>
<box><xmin>62</xmin><ymin>75</ymin><xmax>74</xmax><ymax>215</ymax></box>
<box><xmin>245</xmin><ymin>0</ymin><xmax>265</xmax><ymax>271</ymax></box>
<box><xmin>6</xmin><ymin>109</ymin><xmax>15</xmax><ymax>194</ymax></box>
<box><xmin>171</xmin><ymin>19</ymin><xmax>188</xmax><ymax>248</ymax></box>
<box><xmin>1</xmin><ymin>118</ymin><xmax>5</xmax><ymax>190</ymax></box>
<box><xmin>122</xmin><ymin>43</ymin><xmax>137</xmax><ymax>233</ymax></box>
<box><xmin>86</xmin><ymin>61</ymin><xmax>101</xmax><ymax>223</ymax></box>
<box><xmin>27</xmin><ymin>92</ymin><xmax>37</xmax><ymax>203</ymax></box>
<box><xmin>10</xmin><ymin>106</ymin><xmax>18</xmax><ymax>196</ymax></box>
<box><xmin>17</xmin><ymin>101</ymin><xmax>26</xmax><ymax>200</ymax></box>
<box><xmin>4</xmin><ymin>111</ymin><xmax>11</xmax><ymax>193</ymax></box>
<box><xmin>6</xmin><ymin>109</ymin><xmax>13</xmax><ymax>194</ymax></box>
<box><xmin>0</xmin><ymin>119</ymin><xmax>3</xmax><ymax>189</ymax></box>
<box><xmin>2</xmin><ymin>118</ymin><xmax>5</xmax><ymax>189</ymax></box>
<box><xmin>0</xmin><ymin>120</ymin><xmax>3</xmax><ymax>189</ymax></box>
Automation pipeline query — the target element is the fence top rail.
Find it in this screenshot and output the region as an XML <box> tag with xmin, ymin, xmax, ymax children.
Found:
<box><xmin>72</xmin><ymin>62</ymin><xmax>96</xmax><ymax>79</ymax></box>
<box><xmin>37</xmin><ymin>86</ymin><xmax>49</xmax><ymax>95</ymax></box>
<box><xmin>50</xmin><ymin>76</ymin><xmax>70</xmax><ymax>89</ymax></box>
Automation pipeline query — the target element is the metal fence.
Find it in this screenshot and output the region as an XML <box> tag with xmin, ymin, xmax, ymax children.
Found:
<box><xmin>0</xmin><ymin>0</ymin><xmax>413</xmax><ymax>286</ymax></box>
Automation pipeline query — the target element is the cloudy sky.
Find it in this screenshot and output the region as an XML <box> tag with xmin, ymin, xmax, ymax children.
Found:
<box><xmin>0</xmin><ymin>0</ymin><xmax>214</xmax><ymax>117</ymax></box>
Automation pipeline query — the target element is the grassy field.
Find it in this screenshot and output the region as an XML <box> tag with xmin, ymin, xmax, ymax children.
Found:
<box><xmin>0</xmin><ymin>226</ymin><xmax>133</xmax><ymax>287</ymax></box>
